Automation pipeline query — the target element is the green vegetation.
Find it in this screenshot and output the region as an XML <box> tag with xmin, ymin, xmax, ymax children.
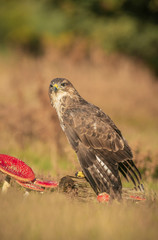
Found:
<box><xmin>0</xmin><ymin>0</ymin><xmax>158</xmax><ymax>73</ymax></box>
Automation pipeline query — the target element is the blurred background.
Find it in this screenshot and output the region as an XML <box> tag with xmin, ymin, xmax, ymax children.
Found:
<box><xmin>0</xmin><ymin>0</ymin><xmax>158</xmax><ymax>182</ymax></box>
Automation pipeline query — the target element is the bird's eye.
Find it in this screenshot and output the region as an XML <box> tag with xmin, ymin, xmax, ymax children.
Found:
<box><xmin>61</xmin><ymin>82</ymin><xmax>67</xmax><ymax>87</ymax></box>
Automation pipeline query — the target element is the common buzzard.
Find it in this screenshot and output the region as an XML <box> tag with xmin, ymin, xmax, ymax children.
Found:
<box><xmin>49</xmin><ymin>78</ymin><xmax>143</xmax><ymax>199</ymax></box>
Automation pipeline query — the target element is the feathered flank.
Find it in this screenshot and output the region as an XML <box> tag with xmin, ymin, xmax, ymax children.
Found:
<box><xmin>49</xmin><ymin>78</ymin><xmax>144</xmax><ymax>199</ymax></box>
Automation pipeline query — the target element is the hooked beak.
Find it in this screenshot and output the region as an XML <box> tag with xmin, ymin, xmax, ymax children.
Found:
<box><xmin>53</xmin><ymin>83</ymin><xmax>59</xmax><ymax>92</ymax></box>
<box><xmin>50</xmin><ymin>83</ymin><xmax>59</xmax><ymax>93</ymax></box>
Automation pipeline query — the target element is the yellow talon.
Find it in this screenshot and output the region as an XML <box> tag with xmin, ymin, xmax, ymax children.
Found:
<box><xmin>75</xmin><ymin>171</ymin><xmax>85</xmax><ymax>178</ymax></box>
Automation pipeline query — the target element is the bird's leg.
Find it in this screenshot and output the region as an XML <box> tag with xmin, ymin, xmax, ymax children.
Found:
<box><xmin>1</xmin><ymin>175</ymin><xmax>11</xmax><ymax>194</ymax></box>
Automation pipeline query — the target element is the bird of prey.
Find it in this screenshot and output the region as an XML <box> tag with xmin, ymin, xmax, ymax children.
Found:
<box><xmin>49</xmin><ymin>78</ymin><xmax>143</xmax><ymax>199</ymax></box>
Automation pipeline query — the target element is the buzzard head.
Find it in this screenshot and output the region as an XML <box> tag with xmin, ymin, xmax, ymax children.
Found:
<box><xmin>49</xmin><ymin>78</ymin><xmax>72</xmax><ymax>93</ymax></box>
<box><xmin>49</xmin><ymin>78</ymin><xmax>78</xmax><ymax>107</ymax></box>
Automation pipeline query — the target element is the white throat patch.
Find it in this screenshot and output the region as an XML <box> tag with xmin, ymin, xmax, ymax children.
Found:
<box><xmin>51</xmin><ymin>90</ymin><xmax>71</xmax><ymax>125</ymax></box>
<box><xmin>53</xmin><ymin>91</ymin><xmax>68</xmax><ymax>110</ymax></box>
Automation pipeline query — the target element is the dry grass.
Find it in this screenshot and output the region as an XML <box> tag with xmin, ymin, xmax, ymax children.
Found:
<box><xmin>0</xmin><ymin>186</ymin><xmax>158</xmax><ymax>240</ymax></box>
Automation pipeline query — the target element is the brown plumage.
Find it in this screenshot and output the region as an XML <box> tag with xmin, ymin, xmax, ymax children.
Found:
<box><xmin>49</xmin><ymin>78</ymin><xmax>143</xmax><ymax>199</ymax></box>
